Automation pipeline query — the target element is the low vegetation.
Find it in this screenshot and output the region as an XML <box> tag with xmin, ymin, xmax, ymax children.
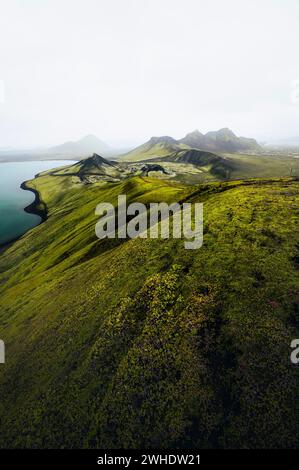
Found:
<box><xmin>0</xmin><ymin>167</ymin><xmax>298</xmax><ymax>448</ymax></box>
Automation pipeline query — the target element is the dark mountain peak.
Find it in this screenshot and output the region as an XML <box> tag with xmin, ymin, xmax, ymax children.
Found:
<box><xmin>77</xmin><ymin>153</ymin><xmax>119</xmax><ymax>182</ymax></box>
<box><xmin>81</xmin><ymin>153</ymin><xmax>115</xmax><ymax>169</ymax></box>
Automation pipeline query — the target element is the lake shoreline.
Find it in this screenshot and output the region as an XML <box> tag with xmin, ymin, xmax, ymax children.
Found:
<box><xmin>0</xmin><ymin>180</ymin><xmax>48</xmax><ymax>255</ymax></box>
<box><xmin>0</xmin><ymin>160</ymin><xmax>76</xmax><ymax>252</ymax></box>
<box><xmin>20</xmin><ymin>180</ymin><xmax>48</xmax><ymax>222</ymax></box>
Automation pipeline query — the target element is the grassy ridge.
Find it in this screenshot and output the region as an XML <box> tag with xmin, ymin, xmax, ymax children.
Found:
<box><xmin>118</xmin><ymin>139</ymin><xmax>299</xmax><ymax>183</ymax></box>
<box><xmin>0</xmin><ymin>174</ymin><xmax>299</xmax><ymax>448</ymax></box>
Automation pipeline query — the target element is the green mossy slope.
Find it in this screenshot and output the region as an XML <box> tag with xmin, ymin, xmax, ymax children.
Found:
<box><xmin>0</xmin><ymin>175</ymin><xmax>298</xmax><ymax>448</ymax></box>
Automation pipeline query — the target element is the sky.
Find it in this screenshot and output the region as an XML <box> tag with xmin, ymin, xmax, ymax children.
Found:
<box><xmin>0</xmin><ymin>0</ymin><xmax>299</xmax><ymax>149</ymax></box>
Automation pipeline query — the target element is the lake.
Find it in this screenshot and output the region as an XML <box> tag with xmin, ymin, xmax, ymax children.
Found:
<box><xmin>0</xmin><ymin>160</ymin><xmax>77</xmax><ymax>246</ymax></box>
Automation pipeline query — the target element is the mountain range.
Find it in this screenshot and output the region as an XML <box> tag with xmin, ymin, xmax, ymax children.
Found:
<box><xmin>119</xmin><ymin>128</ymin><xmax>261</xmax><ymax>162</ymax></box>
<box><xmin>0</xmin><ymin>129</ymin><xmax>262</xmax><ymax>163</ymax></box>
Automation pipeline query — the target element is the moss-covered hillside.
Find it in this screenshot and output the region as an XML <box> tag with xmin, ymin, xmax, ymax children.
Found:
<box><xmin>0</xmin><ymin>172</ymin><xmax>298</xmax><ymax>448</ymax></box>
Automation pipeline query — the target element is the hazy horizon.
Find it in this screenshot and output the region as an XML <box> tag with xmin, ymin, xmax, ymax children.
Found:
<box><xmin>1</xmin><ymin>0</ymin><xmax>299</xmax><ymax>149</ymax></box>
<box><xmin>0</xmin><ymin>128</ymin><xmax>271</xmax><ymax>154</ymax></box>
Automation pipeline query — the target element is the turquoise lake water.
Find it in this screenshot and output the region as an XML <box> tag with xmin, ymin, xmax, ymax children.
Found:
<box><xmin>0</xmin><ymin>160</ymin><xmax>77</xmax><ymax>246</ymax></box>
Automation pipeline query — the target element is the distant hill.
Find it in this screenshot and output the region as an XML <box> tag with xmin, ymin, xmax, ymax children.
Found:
<box><xmin>118</xmin><ymin>136</ymin><xmax>188</xmax><ymax>162</ymax></box>
<box><xmin>180</xmin><ymin>128</ymin><xmax>262</xmax><ymax>153</ymax></box>
<box><xmin>44</xmin><ymin>135</ymin><xmax>113</xmax><ymax>158</ymax></box>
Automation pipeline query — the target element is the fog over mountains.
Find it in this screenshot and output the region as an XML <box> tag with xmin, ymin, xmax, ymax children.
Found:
<box><xmin>0</xmin><ymin>128</ymin><xmax>262</xmax><ymax>162</ymax></box>
<box><xmin>48</xmin><ymin>128</ymin><xmax>261</xmax><ymax>159</ymax></box>
<box><xmin>46</xmin><ymin>135</ymin><xmax>111</xmax><ymax>158</ymax></box>
<box><xmin>0</xmin><ymin>135</ymin><xmax>123</xmax><ymax>162</ymax></box>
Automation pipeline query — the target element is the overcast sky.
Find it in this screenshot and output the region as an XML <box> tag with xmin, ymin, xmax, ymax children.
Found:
<box><xmin>0</xmin><ymin>0</ymin><xmax>299</xmax><ymax>149</ymax></box>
